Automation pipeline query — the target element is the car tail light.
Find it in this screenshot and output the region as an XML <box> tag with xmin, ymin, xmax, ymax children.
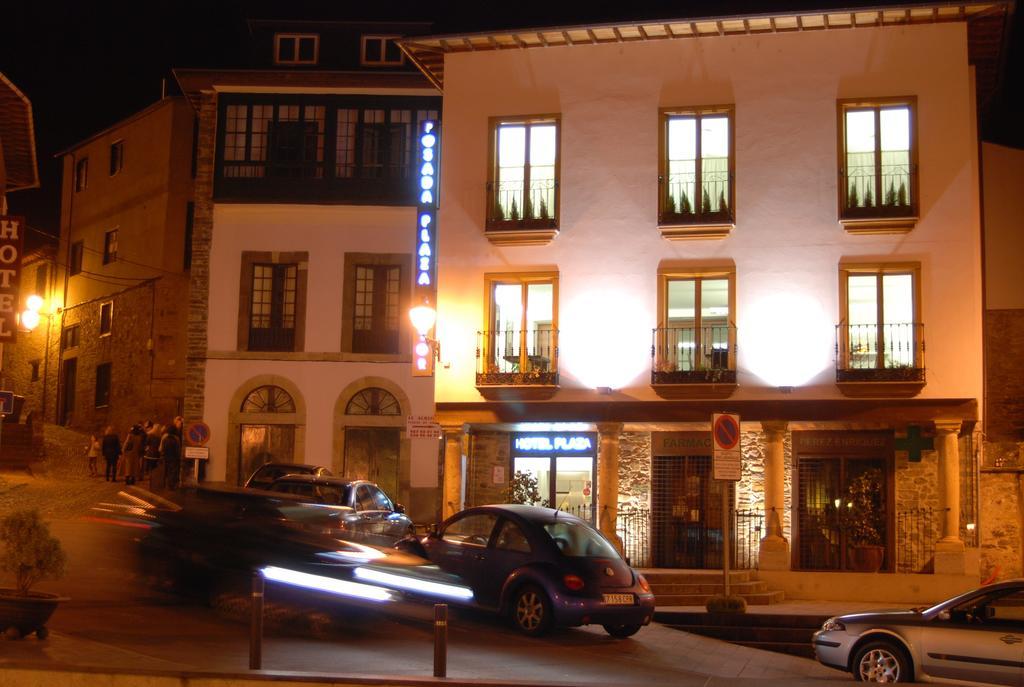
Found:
<box><xmin>637</xmin><ymin>573</ymin><xmax>651</xmax><ymax>593</ymax></box>
<box><xmin>563</xmin><ymin>574</ymin><xmax>585</xmax><ymax>591</ymax></box>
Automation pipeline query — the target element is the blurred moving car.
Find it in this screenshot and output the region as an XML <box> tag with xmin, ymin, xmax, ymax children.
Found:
<box><xmin>128</xmin><ymin>486</ymin><xmax>471</xmax><ymax>608</ymax></box>
<box><xmin>265</xmin><ymin>475</ymin><xmax>414</xmax><ymax>546</ymax></box>
<box><xmin>813</xmin><ymin>579</ymin><xmax>1024</xmax><ymax>684</ymax></box>
<box><xmin>244</xmin><ymin>462</ymin><xmax>332</xmax><ymax>490</ymax></box>
<box><xmin>397</xmin><ymin>504</ymin><xmax>655</xmax><ymax>637</ymax></box>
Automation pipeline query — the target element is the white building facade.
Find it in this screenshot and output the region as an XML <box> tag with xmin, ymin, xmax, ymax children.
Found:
<box><xmin>178</xmin><ymin>20</ymin><xmax>442</xmax><ymax>520</ymax></box>
<box><xmin>403</xmin><ymin>3</ymin><xmax>1012</xmax><ymax>600</ymax></box>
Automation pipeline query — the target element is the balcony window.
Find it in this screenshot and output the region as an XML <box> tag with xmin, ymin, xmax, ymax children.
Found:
<box><xmin>839</xmin><ymin>99</ymin><xmax>917</xmax><ymax>228</ymax></box>
<box><xmin>217</xmin><ymin>96</ymin><xmax>439</xmax><ymax>203</ymax></box>
<box><xmin>837</xmin><ymin>265</ymin><xmax>924</xmax><ymax>391</ymax></box>
<box><xmin>478</xmin><ymin>273</ymin><xmax>558</xmax><ymax>391</ymax></box>
<box><xmin>659</xmin><ymin>108</ymin><xmax>734</xmax><ymax>232</ymax></box>
<box><xmin>652</xmin><ymin>270</ymin><xmax>736</xmax><ymax>393</ymax></box>
<box><xmin>249</xmin><ymin>263</ymin><xmax>297</xmax><ymax>351</ymax></box>
<box><xmin>487</xmin><ymin>116</ymin><xmax>559</xmax><ymax>235</ymax></box>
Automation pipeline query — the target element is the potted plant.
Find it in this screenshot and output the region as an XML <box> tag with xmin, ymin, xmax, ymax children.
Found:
<box><xmin>845</xmin><ymin>468</ymin><xmax>886</xmax><ymax>573</ymax></box>
<box><xmin>0</xmin><ymin>509</ymin><xmax>68</xmax><ymax>639</ymax></box>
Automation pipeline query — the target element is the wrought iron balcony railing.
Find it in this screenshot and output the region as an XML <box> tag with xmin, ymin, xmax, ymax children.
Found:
<box><xmin>841</xmin><ymin>153</ymin><xmax>917</xmax><ymax>220</ymax></box>
<box><xmin>476</xmin><ymin>329</ymin><xmax>559</xmax><ymax>386</ymax></box>
<box><xmin>486</xmin><ymin>172</ymin><xmax>558</xmax><ymax>228</ymax></box>
<box><xmin>651</xmin><ymin>325</ymin><xmax>736</xmax><ymax>384</ymax></box>
<box><xmin>836</xmin><ymin>322</ymin><xmax>925</xmax><ymax>382</ymax></box>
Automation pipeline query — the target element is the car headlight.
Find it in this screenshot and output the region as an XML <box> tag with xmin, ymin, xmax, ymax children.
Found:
<box><xmin>821</xmin><ymin>617</ymin><xmax>846</xmax><ymax>632</ymax></box>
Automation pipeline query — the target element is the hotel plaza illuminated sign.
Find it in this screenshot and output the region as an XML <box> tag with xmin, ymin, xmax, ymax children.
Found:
<box><xmin>513</xmin><ymin>434</ymin><xmax>595</xmax><ymax>454</ymax></box>
<box><xmin>412</xmin><ymin>120</ymin><xmax>438</xmax><ymax>377</ymax></box>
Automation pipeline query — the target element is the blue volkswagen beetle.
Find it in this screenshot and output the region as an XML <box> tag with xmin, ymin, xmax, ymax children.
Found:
<box><xmin>398</xmin><ymin>504</ymin><xmax>655</xmax><ymax>637</ymax></box>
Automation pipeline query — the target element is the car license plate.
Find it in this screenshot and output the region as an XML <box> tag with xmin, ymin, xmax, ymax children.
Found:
<box><xmin>603</xmin><ymin>593</ymin><xmax>635</xmax><ymax>605</ymax></box>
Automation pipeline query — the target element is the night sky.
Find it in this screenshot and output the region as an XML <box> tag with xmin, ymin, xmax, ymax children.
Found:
<box><xmin>5</xmin><ymin>1</ymin><xmax>1023</xmax><ymax>247</ymax></box>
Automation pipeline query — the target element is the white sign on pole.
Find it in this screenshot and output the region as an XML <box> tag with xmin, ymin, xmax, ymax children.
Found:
<box><xmin>406</xmin><ymin>415</ymin><xmax>442</xmax><ymax>439</ymax></box>
<box><xmin>184</xmin><ymin>446</ymin><xmax>210</xmax><ymax>460</ymax></box>
<box><xmin>712</xmin><ymin>412</ymin><xmax>742</xmax><ymax>481</ymax></box>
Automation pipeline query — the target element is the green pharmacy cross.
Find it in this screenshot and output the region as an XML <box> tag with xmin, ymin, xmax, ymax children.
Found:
<box><xmin>895</xmin><ymin>425</ymin><xmax>934</xmax><ymax>463</ymax></box>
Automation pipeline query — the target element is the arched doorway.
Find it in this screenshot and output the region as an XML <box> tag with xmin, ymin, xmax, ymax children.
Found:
<box><xmin>343</xmin><ymin>387</ymin><xmax>402</xmax><ymax>496</ymax></box>
<box><xmin>228</xmin><ymin>377</ymin><xmax>306</xmax><ymax>485</ymax></box>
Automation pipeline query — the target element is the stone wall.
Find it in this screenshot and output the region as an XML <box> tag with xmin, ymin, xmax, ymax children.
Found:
<box><xmin>618</xmin><ymin>431</ymin><xmax>650</xmax><ymax>510</ymax></box>
<box><xmin>50</xmin><ymin>275</ymin><xmax>187</xmax><ymax>435</ymax></box>
<box><xmin>184</xmin><ymin>91</ymin><xmax>217</xmax><ymax>423</ymax></box>
<box><xmin>893</xmin><ymin>449</ymin><xmax>940</xmax><ymax>573</ymax></box>
<box><xmin>735</xmin><ymin>429</ymin><xmax>791</xmax><ymax>541</ymax></box>
<box><xmin>985</xmin><ymin>309</ymin><xmax>1024</xmax><ymax>441</ymax></box>
<box><xmin>979</xmin><ymin>471</ymin><xmax>1022</xmax><ymax>580</ymax></box>
<box><xmin>465</xmin><ymin>430</ymin><xmax>510</xmax><ymax>507</ymax></box>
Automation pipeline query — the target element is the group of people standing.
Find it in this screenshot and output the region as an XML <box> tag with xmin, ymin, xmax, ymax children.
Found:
<box><xmin>87</xmin><ymin>416</ymin><xmax>184</xmax><ymax>490</ymax></box>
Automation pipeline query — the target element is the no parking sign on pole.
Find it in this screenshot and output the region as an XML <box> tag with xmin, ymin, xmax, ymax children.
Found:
<box><xmin>712</xmin><ymin>413</ymin><xmax>741</xmax><ymax>481</ymax></box>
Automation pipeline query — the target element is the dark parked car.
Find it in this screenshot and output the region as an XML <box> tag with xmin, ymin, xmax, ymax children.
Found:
<box><xmin>814</xmin><ymin>579</ymin><xmax>1024</xmax><ymax>684</ymax></box>
<box><xmin>265</xmin><ymin>475</ymin><xmax>414</xmax><ymax>547</ymax></box>
<box><xmin>397</xmin><ymin>504</ymin><xmax>655</xmax><ymax>637</ymax></box>
<box><xmin>244</xmin><ymin>462</ymin><xmax>332</xmax><ymax>490</ymax></box>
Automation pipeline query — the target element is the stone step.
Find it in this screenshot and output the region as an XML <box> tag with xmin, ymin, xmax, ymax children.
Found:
<box><xmin>654</xmin><ymin>590</ymin><xmax>785</xmax><ymax>606</ymax></box>
<box><xmin>648</xmin><ymin>581</ymin><xmax>770</xmax><ymax>595</ymax></box>
<box><xmin>639</xmin><ymin>569</ymin><xmax>752</xmax><ymax>584</ymax></box>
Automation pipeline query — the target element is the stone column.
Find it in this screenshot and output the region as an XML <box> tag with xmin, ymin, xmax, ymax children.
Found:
<box><xmin>597</xmin><ymin>422</ymin><xmax>624</xmax><ymax>553</ymax></box>
<box><xmin>934</xmin><ymin>419</ymin><xmax>966</xmax><ymax>574</ymax></box>
<box><xmin>441</xmin><ymin>426</ymin><xmax>464</xmax><ymax>520</ymax></box>
<box><xmin>759</xmin><ymin>421</ymin><xmax>790</xmax><ymax>570</ymax></box>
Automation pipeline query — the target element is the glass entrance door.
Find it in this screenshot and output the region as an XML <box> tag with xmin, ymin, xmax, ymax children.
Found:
<box><xmin>512</xmin><ymin>455</ymin><xmax>594</xmax><ymax>521</ymax></box>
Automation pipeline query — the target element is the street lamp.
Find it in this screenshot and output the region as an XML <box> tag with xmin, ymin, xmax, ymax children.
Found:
<box><xmin>20</xmin><ymin>294</ymin><xmax>48</xmax><ymax>332</ymax></box>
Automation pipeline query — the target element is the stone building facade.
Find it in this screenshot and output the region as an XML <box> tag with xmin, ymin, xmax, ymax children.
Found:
<box><xmin>979</xmin><ymin>142</ymin><xmax>1024</xmax><ymax>580</ymax></box>
<box><xmin>52</xmin><ymin>96</ymin><xmax>194</xmax><ymax>433</ymax></box>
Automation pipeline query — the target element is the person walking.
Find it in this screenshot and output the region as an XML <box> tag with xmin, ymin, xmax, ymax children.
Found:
<box><xmin>122</xmin><ymin>423</ymin><xmax>146</xmax><ymax>486</ymax></box>
<box><xmin>143</xmin><ymin>421</ymin><xmax>161</xmax><ymax>477</ymax></box>
<box><xmin>101</xmin><ymin>426</ymin><xmax>121</xmax><ymax>482</ymax></box>
<box><xmin>86</xmin><ymin>434</ymin><xmax>100</xmax><ymax>477</ymax></box>
<box><xmin>159</xmin><ymin>421</ymin><xmax>182</xmax><ymax>491</ymax></box>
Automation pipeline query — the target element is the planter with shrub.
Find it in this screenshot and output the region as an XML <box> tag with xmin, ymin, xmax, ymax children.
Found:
<box><xmin>0</xmin><ymin>509</ymin><xmax>68</xmax><ymax>639</ymax></box>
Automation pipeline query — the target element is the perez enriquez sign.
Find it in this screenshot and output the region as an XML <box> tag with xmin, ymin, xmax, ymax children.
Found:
<box><xmin>0</xmin><ymin>216</ymin><xmax>25</xmax><ymax>343</ymax></box>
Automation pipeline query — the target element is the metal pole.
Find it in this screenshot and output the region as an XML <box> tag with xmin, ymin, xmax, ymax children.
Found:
<box><xmin>433</xmin><ymin>603</ymin><xmax>447</xmax><ymax>678</ymax></box>
<box><xmin>722</xmin><ymin>485</ymin><xmax>731</xmax><ymax>598</ymax></box>
<box><xmin>249</xmin><ymin>571</ymin><xmax>264</xmax><ymax>670</ymax></box>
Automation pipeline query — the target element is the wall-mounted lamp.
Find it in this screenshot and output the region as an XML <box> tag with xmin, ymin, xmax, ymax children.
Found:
<box><xmin>596</xmin><ymin>386</ymin><xmax>613</xmax><ymax>395</ymax></box>
<box><xmin>410</xmin><ymin>302</ymin><xmax>439</xmax><ymax>376</ymax></box>
<box><xmin>778</xmin><ymin>385</ymin><xmax>794</xmax><ymax>394</ymax></box>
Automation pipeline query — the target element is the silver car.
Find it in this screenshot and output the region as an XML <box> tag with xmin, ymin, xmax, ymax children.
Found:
<box><xmin>814</xmin><ymin>580</ymin><xmax>1024</xmax><ymax>684</ymax></box>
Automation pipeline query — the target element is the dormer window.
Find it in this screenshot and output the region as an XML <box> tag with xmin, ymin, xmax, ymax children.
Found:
<box><xmin>361</xmin><ymin>35</ymin><xmax>404</xmax><ymax>66</ymax></box>
<box><xmin>274</xmin><ymin>33</ymin><xmax>319</xmax><ymax>65</ymax></box>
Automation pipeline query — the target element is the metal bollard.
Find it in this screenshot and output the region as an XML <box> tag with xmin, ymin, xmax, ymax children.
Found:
<box><xmin>250</xmin><ymin>571</ymin><xmax>264</xmax><ymax>670</ymax></box>
<box><xmin>433</xmin><ymin>603</ymin><xmax>448</xmax><ymax>677</ymax></box>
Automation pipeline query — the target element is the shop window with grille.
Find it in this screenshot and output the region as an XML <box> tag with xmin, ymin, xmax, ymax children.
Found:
<box><xmin>795</xmin><ymin>455</ymin><xmax>890</xmax><ymax>571</ymax></box>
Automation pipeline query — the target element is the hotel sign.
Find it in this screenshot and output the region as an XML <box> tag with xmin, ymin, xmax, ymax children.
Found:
<box><xmin>512</xmin><ymin>433</ymin><xmax>595</xmax><ymax>454</ymax></box>
<box><xmin>0</xmin><ymin>216</ymin><xmax>25</xmax><ymax>344</ymax></box>
<box><xmin>412</xmin><ymin>120</ymin><xmax>439</xmax><ymax>378</ymax></box>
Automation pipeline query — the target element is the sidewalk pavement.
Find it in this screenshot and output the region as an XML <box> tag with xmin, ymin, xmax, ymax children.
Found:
<box><xmin>658</xmin><ymin>598</ymin><xmax>923</xmax><ymax>616</ymax></box>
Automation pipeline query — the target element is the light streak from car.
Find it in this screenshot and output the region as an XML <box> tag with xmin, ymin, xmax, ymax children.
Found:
<box><xmin>353</xmin><ymin>566</ymin><xmax>474</xmax><ymax>601</ymax></box>
<box><xmin>260</xmin><ymin>566</ymin><xmax>393</xmax><ymax>602</ymax></box>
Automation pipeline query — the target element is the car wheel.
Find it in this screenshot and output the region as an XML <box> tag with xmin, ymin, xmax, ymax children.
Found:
<box><xmin>603</xmin><ymin>623</ymin><xmax>642</xmax><ymax>638</ymax></box>
<box><xmin>512</xmin><ymin>584</ymin><xmax>552</xmax><ymax>636</ymax></box>
<box><xmin>853</xmin><ymin>640</ymin><xmax>912</xmax><ymax>683</ymax></box>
